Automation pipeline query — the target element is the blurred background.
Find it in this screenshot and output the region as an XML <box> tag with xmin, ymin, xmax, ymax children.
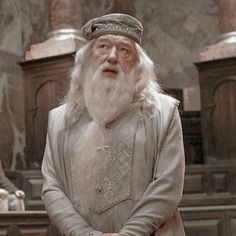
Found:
<box><xmin>0</xmin><ymin>0</ymin><xmax>235</xmax><ymax>235</ymax></box>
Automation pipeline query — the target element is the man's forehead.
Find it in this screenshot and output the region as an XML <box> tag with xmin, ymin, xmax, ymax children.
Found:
<box><xmin>96</xmin><ymin>34</ymin><xmax>135</xmax><ymax>45</ymax></box>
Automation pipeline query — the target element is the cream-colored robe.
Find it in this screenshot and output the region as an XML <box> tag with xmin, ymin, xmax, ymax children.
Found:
<box><xmin>41</xmin><ymin>93</ymin><xmax>186</xmax><ymax>236</ymax></box>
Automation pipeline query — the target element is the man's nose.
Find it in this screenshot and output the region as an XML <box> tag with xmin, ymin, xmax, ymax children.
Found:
<box><xmin>107</xmin><ymin>47</ymin><xmax>118</xmax><ymax>64</ymax></box>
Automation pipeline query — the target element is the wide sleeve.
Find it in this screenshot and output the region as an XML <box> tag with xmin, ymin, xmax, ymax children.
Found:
<box><xmin>119</xmin><ymin>106</ymin><xmax>185</xmax><ymax>236</ymax></box>
<box><xmin>0</xmin><ymin>161</ymin><xmax>18</xmax><ymax>193</ymax></box>
<box><xmin>41</xmin><ymin>130</ymin><xmax>102</xmax><ymax>236</ymax></box>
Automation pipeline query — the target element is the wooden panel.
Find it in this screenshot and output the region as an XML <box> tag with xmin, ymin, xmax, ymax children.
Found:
<box><xmin>228</xmin><ymin>208</ymin><xmax>236</xmax><ymax>236</ymax></box>
<box><xmin>33</xmin><ymin>80</ymin><xmax>63</xmax><ymax>170</ymax></box>
<box><xmin>230</xmin><ymin>218</ymin><xmax>236</xmax><ymax>236</ymax></box>
<box><xmin>213</xmin><ymin>172</ymin><xmax>228</xmax><ymax>193</ymax></box>
<box><xmin>181</xmin><ymin>206</ymin><xmax>228</xmax><ymax>236</ymax></box>
<box><xmin>181</xmin><ymin>164</ymin><xmax>236</xmax><ymax>207</ymax></box>
<box><xmin>18</xmin><ymin>227</ymin><xmax>47</xmax><ymax>236</ymax></box>
<box><xmin>20</xmin><ymin>53</ymin><xmax>74</xmax><ymax>169</ymax></box>
<box><xmin>195</xmin><ymin>58</ymin><xmax>236</xmax><ymax>163</ymax></box>
<box><xmin>211</xmin><ymin>80</ymin><xmax>236</xmax><ymax>162</ymax></box>
<box><xmin>27</xmin><ymin>179</ymin><xmax>43</xmax><ymax>200</ymax></box>
<box><xmin>183</xmin><ymin>174</ymin><xmax>205</xmax><ymax>194</ymax></box>
<box><xmin>19</xmin><ymin>170</ymin><xmax>44</xmax><ymax>210</ymax></box>
<box><xmin>181</xmin><ymin>111</ymin><xmax>203</xmax><ymax>164</ymax></box>
<box><xmin>184</xmin><ymin>219</ymin><xmax>221</xmax><ymax>236</ymax></box>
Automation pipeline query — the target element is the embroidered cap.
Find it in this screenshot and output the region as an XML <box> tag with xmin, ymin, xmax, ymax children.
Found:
<box><xmin>82</xmin><ymin>13</ymin><xmax>143</xmax><ymax>45</ymax></box>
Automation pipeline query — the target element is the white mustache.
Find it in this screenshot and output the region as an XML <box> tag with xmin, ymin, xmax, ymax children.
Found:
<box><xmin>97</xmin><ymin>63</ymin><xmax>121</xmax><ymax>74</ymax></box>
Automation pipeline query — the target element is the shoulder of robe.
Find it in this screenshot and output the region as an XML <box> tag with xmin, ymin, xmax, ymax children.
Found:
<box><xmin>48</xmin><ymin>104</ymin><xmax>67</xmax><ymax>129</ymax></box>
<box><xmin>146</xmin><ymin>93</ymin><xmax>180</xmax><ymax>136</ymax></box>
<box><xmin>152</xmin><ymin>92</ymin><xmax>179</xmax><ymax>118</ymax></box>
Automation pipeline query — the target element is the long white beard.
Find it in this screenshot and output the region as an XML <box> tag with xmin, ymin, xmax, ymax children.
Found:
<box><xmin>83</xmin><ymin>63</ymin><xmax>136</xmax><ymax>126</ymax></box>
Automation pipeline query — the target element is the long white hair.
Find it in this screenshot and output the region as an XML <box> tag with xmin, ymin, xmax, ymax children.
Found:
<box><xmin>63</xmin><ymin>40</ymin><xmax>162</xmax><ymax>127</ymax></box>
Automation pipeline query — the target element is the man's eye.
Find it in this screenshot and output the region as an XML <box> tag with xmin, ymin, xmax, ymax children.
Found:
<box><xmin>100</xmin><ymin>44</ymin><xmax>109</xmax><ymax>49</ymax></box>
<box><xmin>119</xmin><ymin>48</ymin><xmax>129</xmax><ymax>55</ymax></box>
<box><xmin>97</xmin><ymin>44</ymin><xmax>110</xmax><ymax>54</ymax></box>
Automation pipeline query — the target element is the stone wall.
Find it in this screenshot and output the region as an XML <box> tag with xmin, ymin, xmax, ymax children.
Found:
<box><xmin>0</xmin><ymin>0</ymin><xmax>219</xmax><ymax>169</ymax></box>
<box><xmin>135</xmin><ymin>0</ymin><xmax>219</xmax><ymax>110</ymax></box>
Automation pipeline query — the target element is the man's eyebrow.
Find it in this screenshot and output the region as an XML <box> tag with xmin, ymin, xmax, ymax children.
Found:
<box><xmin>96</xmin><ymin>38</ymin><xmax>111</xmax><ymax>43</ymax></box>
<box><xmin>118</xmin><ymin>41</ymin><xmax>133</xmax><ymax>47</ymax></box>
<box><xmin>96</xmin><ymin>37</ymin><xmax>134</xmax><ymax>47</ymax></box>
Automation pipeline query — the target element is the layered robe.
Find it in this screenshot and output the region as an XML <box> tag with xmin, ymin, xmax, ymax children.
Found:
<box><xmin>41</xmin><ymin>93</ymin><xmax>186</xmax><ymax>236</ymax></box>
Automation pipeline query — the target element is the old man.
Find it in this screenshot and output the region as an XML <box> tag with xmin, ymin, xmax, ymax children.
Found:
<box><xmin>41</xmin><ymin>13</ymin><xmax>186</xmax><ymax>236</ymax></box>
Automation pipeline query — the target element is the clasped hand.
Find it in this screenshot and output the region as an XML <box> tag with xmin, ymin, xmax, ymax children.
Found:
<box><xmin>14</xmin><ymin>190</ymin><xmax>25</xmax><ymax>198</ymax></box>
<box><xmin>0</xmin><ymin>188</ymin><xmax>25</xmax><ymax>199</ymax></box>
<box><xmin>0</xmin><ymin>188</ymin><xmax>9</xmax><ymax>199</ymax></box>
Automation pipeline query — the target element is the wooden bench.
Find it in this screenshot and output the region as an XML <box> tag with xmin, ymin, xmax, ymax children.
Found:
<box><xmin>0</xmin><ymin>211</ymin><xmax>59</xmax><ymax>236</ymax></box>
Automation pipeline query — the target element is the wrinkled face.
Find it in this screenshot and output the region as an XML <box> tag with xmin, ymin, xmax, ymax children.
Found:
<box><xmin>91</xmin><ymin>34</ymin><xmax>138</xmax><ymax>78</ymax></box>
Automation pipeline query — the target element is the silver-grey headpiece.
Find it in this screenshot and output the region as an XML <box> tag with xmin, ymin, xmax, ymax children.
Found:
<box><xmin>82</xmin><ymin>13</ymin><xmax>143</xmax><ymax>45</ymax></box>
